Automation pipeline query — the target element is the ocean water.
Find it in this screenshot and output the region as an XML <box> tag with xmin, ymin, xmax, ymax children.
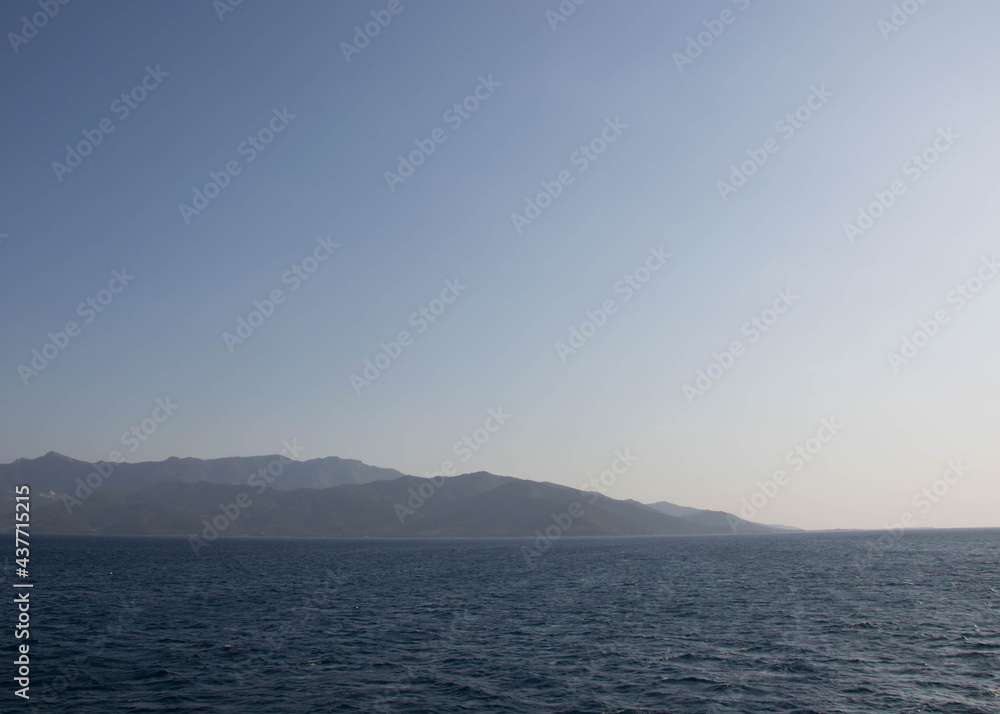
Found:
<box><xmin>17</xmin><ymin>530</ymin><xmax>1000</xmax><ymax>712</ymax></box>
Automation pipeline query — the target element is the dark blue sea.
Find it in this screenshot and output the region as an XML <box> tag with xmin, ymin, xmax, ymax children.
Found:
<box><xmin>14</xmin><ymin>530</ymin><xmax>1000</xmax><ymax>712</ymax></box>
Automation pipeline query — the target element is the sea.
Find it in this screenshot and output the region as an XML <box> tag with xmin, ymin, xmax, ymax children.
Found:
<box><xmin>14</xmin><ymin>530</ymin><xmax>1000</xmax><ymax>712</ymax></box>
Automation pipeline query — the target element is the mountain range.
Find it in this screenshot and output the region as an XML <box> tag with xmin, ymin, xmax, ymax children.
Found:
<box><xmin>1</xmin><ymin>452</ymin><xmax>798</xmax><ymax>538</ymax></box>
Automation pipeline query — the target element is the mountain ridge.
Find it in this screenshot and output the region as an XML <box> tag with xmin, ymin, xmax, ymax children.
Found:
<box><xmin>0</xmin><ymin>452</ymin><xmax>408</xmax><ymax>495</ymax></box>
<box><xmin>1</xmin><ymin>453</ymin><xmax>799</xmax><ymax>538</ymax></box>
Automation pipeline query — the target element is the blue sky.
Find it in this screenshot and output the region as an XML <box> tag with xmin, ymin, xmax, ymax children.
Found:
<box><xmin>2</xmin><ymin>0</ymin><xmax>999</xmax><ymax>529</ymax></box>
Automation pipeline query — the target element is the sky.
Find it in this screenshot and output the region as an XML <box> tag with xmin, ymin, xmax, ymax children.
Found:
<box><xmin>1</xmin><ymin>0</ymin><xmax>999</xmax><ymax>530</ymax></box>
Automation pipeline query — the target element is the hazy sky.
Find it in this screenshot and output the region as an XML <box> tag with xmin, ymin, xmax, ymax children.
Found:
<box><xmin>2</xmin><ymin>0</ymin><xmax>999</xmax><ymax>529</ymax></box>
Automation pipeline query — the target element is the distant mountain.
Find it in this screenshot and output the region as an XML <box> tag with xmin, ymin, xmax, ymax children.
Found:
<box><xmin>646</xmin><ymin>501</ymin><xmax>703</xmax><ymax>518</ymax></box>
<box><xmin>1</xmin><ymin>453</ymin><xmax>797</xmax><ymax>539</ymax></box>
<box><xmin>16</xmin><ymin>468</ymin><xmax>795</xmax><ymax>539</ymax></box>
<box><xmin>0</xmin><ymin>451</ymin><xmax>407</xmax><ymax>499</ymax></box>
<box><xmin>647</xmin><ymin>501</ymin><xmax>801</xmax><ymax>534</ymax></box>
